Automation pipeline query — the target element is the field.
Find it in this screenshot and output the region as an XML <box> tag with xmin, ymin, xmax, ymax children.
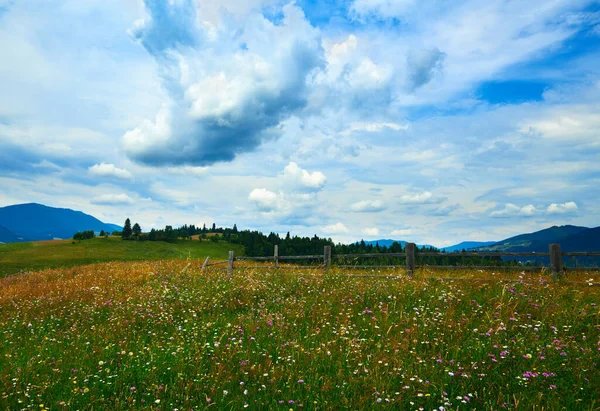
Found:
<box><xmin>1</xmin><ymin>261</ymin><xmax>599</xmax><ymax>410</ymax></box>
<box><xmin>0</xmin><ymin>237</ymin><xmax>244</xmax><ymax>278</ymax></box>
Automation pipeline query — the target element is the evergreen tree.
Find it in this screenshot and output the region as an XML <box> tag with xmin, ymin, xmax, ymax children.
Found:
<box><xmin>232</xmin><ymin>224</ymin><xmax>238</xmax><ymax>233</ymax></box>
<box><xmin>132</xmin><ymin>223</ymin><xmax>142</xmax><ymax>238</ymax></box>
<box><xmin>122</xmin><ymin>218</ymin><xmax>132</xmax><ymax>240</ymax></box>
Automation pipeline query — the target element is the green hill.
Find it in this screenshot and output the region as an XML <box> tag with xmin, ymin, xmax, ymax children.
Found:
<box><xmin>0</xmin><ymin>237</ymin><xmax>244</xmax><ymax>278</ymax></box>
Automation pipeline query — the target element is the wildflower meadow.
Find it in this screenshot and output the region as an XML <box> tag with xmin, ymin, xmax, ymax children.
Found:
<box><xmin>1</xmin><ymin>260</ymin><xmax>598</xmax><ymax>410</ymax></box>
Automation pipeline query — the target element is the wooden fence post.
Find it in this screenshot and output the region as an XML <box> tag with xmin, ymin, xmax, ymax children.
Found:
<box><xmin>324</xmin><ymin>246</ymin><xmax>331</xmax><ymax>272</ymax></box>
<box><xmin>201</xmin><ymin>256</ymin><xmax>210</xmax><ymax>270</ymax></box>
<box><xmin>274</xmin><ymin>245</ymin><xmax>279</xmax><ymax>269</ymax></box>
<box><xmin>228</xmin><ymin>251</ymin><xmax>234</xmax><ymax>278</ymax></box>
<box><xmin>406</xmin><ymin>243</ymin><xmax>415</xmax><ymax>279</ymax></box>
<box><xmin>549</xmin><ymin>243</ymin><xmax>563</xmax><ymax>280</ymax></box>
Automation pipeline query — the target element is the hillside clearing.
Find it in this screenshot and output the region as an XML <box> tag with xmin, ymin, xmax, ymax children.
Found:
<box><xmin>0</xmin><ymin>237</ymin><xmax>244</xmax><ymax>278</ymax></box>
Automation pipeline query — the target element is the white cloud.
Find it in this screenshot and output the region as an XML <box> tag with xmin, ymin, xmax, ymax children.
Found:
<box><xmin>166</xmin><ymin>166</ymin><xmax>209</xmax><ymax>177</ymax></box>
<box><xmin>90</xmin><ymin>193</ymin><xmax>134</xmax><ymax>205</ymax></box>
<box><xmin>391</xmin><ymin>229</ymin><xmax>412</xmax><ymax>236</ymax></box>
<box><xmin>350</xmin><ymin>200</ymin><xmax>386</xmax><ymax>212</ymax></box>
<box><xmin>123</xmin><ymin>2</ymin><xmax>324</xmax><ymax>166</ymax></box>
<box><xmin>323</xmin><ymin>222</ymin><xmax>349</xmax><ymax>234</ymax></box>
<box><xmin>398</xmin><ymin>191</ymin><xmax>444</xmax><ymax>204</ymax></box>
<box><xmin>88</xmin><ymin>163</ymin><xmax>133</xmax><ymax>180</ymax></box>
<box><xmin>282</xmin><ymin>162</ymin><xmax>326</xmax><ymax>191</ymax></box>
<box><xmin>346</xmin><ymin>122</ymin><xmax>409</xmax><ymax>134</ymax></box>
<box><xmin>547</xmin><ymin>201</ymin><xmax>579</xmax><ymax>215</ymax></box>
<box><xmin>248</xmin><ymin>188</ymin><xmax>279</xmax><ymax>212</ymax></box>
<box><xmin>362</xmin><ymin>227</ymin><xmax>380</xmax><ymax>236</ymax></box>
<box><xmin>490</xmin><ymin>203</ymin><xmax>541</xmax><ymax>218</ymax></box>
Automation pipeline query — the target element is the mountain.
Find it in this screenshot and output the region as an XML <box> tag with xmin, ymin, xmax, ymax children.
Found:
<box><xmin>441</xmin><ymin>241</ymin><xmax>498</xmax><ymax>252</ymax></box>
<box><xmin>0</xmin><ymin>203</ymin><xmax>122</xmax><ymax>242</ymax></box>
<box><xmin>476</xmin><ymin>225</ymin><xmax>590</xmax><ymax>252</ymax></box>
<box><xmin>0</xmin><ymin>224</ymin><xmax>22</xmax><ymax>243</ymax></box>
<box><xmin>555</xmin><ymin>226</ymin><xmax>600</xmax><ymax>252</ymax></box>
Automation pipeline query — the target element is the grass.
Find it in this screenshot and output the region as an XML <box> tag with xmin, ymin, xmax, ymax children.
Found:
<box><xmin>1</xmin><ymin>262</ymin><xmax>599</xmax><ymax>410</ymax></box>
<box><xmin>0</xmin><ymin>237</ymin><xmax>244</xmax><ymax>278</ymax></box>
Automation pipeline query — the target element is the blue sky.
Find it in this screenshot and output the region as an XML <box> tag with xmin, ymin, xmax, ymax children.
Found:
<box><xmin>1</xmin><ymin>0</ymin><xmax>599</xmax><ymax>246</ymax></box>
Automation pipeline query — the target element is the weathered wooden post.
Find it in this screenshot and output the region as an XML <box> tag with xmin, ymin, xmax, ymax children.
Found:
<box><xmin>201</xmin><ymin>256</ymin><xmax>210</xmax><ymax>270</ymax></box>
<box><xmin>406</xmin><ymin>242</ymin><xmax>415</xmax><ymax>279</ymax></box>
<box><xmin>274</xmin><ymin>245</ymin><xmax>279</xmax><ymax>269</ymax></box>
<box><xmin>228</xmin><ymin>251</ymin><xmax>234</xmax><ymax>278</ymax></box>
<box><xmin>324</xmin><ymin>246</ymin><xmax>331</xmax><ymax>273</ymax></box>
<box><xmin>549</xmin><ymin>243</ymin><xmax>563</xmax><ymax>280</ymax></box>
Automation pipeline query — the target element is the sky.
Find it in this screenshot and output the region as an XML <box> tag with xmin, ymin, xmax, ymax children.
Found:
<box><xmin>1</xmin><ymin>0</ymin><xmax>599</xmax><ymax>247</ymax></box>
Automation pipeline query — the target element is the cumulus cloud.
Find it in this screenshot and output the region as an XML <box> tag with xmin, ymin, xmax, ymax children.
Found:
<box><xmin>350</xmin><ymin>200</ymin><xmax>386</xmax><ymax>212</ymax></box>
<box><xmin>547</xmin><ymin>201</ymin><xmax>579</xmax><ymax>215</ymax></box>
<box><xmin>88</xmin><ymin>163</ymin><xmax>133</xmax><ymax>180</ymax></box>
<box><xmin>282</xmin><ymin>162</ymin><xmax>326</xmax><ymax>191</ymax></box>
<box><xmin>123</xmin><ymin>2</ymin><xmax>323</xmax><ymax>166</ymax></box>
<box><xmin>90</xmin><ymin>193</ymin><xmax>135</xmax><ymax>205</ymax></box>
<box><xmin>398</xmin><ymin>191</ymin><xmax>444</xmax><ymax>204</ymax></box>
<box><xmin>248</xmin><ymin>188</ymin><xmax>279</xmax><ymax>212</ymax></box>
<box><xmin>323</xmin><ymin>222</ymin><xmax>349</xmax><ymax>233</ymax></box>
<box><xmin>490</xmin><ymin>203</ymin><xmax>541</xmax><ymax>218</ymax></box>
<box><xmin>490</xmin><ymin>201</ymin><xmax>579</xmax><ymax>218</ymax></box>
<box><xmin>362</xmin><ymin>227</ymin><xmax>379</xmax><ymax>236</ymax></box>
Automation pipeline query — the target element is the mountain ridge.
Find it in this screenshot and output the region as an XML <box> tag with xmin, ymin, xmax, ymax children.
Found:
<box><xmin>0</xmin><ymin>203</ymin><xmax>121</xmax><ymax>242</ymax></box>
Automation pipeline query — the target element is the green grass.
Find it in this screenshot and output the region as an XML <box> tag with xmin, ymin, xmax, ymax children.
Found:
<box><xmin>1</xmin><ymin>262</ymin><xmax>598</xmax><ymax>410</ymax></box>
<box><xmin>0</xmin><ymin>237</ymin><xmax>244</xmax><ymax>277</ymax></box>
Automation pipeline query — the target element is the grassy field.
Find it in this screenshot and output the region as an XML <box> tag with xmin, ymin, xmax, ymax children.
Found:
<box><xmin>0</xmin><ymin>262</ymin><xmax>598</xmax><ymax>410</ymax></box>
<box><xmin>0</xmin><ymin>237</ymin><xmax>244</xmax><ymax>278</ymax></box>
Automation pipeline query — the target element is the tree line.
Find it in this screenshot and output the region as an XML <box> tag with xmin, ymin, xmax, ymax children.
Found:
<box><xmin>80</xmin><ymin>218</ymin><xmax>532</xmax><ymax>268</ymax></box>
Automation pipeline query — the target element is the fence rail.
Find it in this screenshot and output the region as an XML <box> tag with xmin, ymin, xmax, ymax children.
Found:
<box><xmin>220</xmin><ymin>243</ymin><xmax>599</xmax><ymax>281</ymax></box>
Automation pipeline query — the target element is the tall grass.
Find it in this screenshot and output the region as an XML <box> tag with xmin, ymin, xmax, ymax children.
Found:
<box><xmin>1</xmin><ymin>262</ymin><xmax>598</xmax><ymax>410</ymax></box>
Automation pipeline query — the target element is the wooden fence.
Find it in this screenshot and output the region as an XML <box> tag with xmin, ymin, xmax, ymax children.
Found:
<box><xmin>224</xmin><ymin>243</ymin><xmax>600</xmax><ymax>281</ymax></box>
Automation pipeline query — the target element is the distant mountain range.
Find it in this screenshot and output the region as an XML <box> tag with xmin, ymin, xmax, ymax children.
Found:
<box><xmin>441</xmin><ymin>241</ymin><xmax>498</xmax><ymax>252</ymax></box>
<box><xmin>473</xmin><ymin>225</ymin><xmax>598</xmax><ymax>252</ymax></box>
<box><xmin>0</xmin><ymin>203</ymin><xmax>121</xmax><ymax>243</ymax></box>
<box><xmin>361</xmin><ymin>225</ymin><xmax>600</xmax><ymax>254</ymax></box>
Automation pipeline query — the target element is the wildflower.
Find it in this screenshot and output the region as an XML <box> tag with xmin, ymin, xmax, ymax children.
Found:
<box><xmin>155</xmin><ymin>399</ymin><xmax>160</xmax><ymax>404</ymax></box>
<box><xmin>298</xmin><ymin>379</ymin><xmax>304</xmax><ymax>383</ymax></box>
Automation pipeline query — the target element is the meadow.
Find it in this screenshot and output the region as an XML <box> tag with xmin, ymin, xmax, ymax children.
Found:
<box><xmin>0</xmin><ymin>261</ymin><xmax>599</xmax><ymax>410</ymax></box>
<box><xmin>0</xmin><ymin>237</ymin><xmax>244</xmax><ymax>278</ymax></box>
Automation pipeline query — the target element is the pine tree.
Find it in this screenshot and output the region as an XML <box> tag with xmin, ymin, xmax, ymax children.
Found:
<box><xmin>132</xmin><ymin>223</ymin><xmax>142</xmax><ymax>239</ymax></box>
<box><xmin>122</xmin><ymin>218</ymin><xmax>132</xmax><ymax>240</ymax></box>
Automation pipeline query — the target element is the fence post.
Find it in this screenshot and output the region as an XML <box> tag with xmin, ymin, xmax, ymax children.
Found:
<box><xmin>228</xmin><ymin>251</ymin><xmax>234</xmax><ymax>278</ymax></box>
<box><xmin>201</xmin><ymin>256</ymin><xmax>210</xmax><ymax>270</ymax></box>
<box><xmin>549</xmin><ymin>243</ymin><xmax>563</xmax><ymax>280</ymax></box>
<box><xmin>324</xmin><ymin>246</ymin><xmax>331</xmax><ymax>272</ymax></box>
<box><xmin>406</xmin><ymin>243</ymin><xmax>415</xmax><ymax>279</ymax></box>
<box><xmin>274</xmin><ymin>245</ymin><xmax>279</xmax><ymax>269</ymax></box>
